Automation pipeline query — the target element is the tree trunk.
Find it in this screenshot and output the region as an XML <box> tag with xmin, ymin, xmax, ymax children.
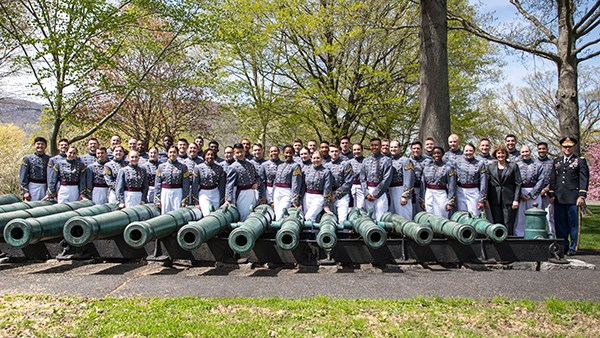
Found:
<box><xmin>556</xmin><ymin>0</ymin><xmax>581</xmax><ymax>155</ymax></box>
<box><xmin>419</xmin><ymin>0</ymin><xmax>451</xmax><ymax>150</ymax></box>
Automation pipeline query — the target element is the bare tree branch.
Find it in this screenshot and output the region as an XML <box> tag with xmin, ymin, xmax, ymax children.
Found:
<box><xmin>509</xmin><ymin>0</ymin><xmax>557</xmax><ymax>43</ymax></box>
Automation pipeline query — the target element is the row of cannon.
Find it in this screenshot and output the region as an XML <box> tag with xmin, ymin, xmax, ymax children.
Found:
<box><xmin>0</xmin><ymin>193</ymin><xmax>510</xmax><ymax>255</ymax></box>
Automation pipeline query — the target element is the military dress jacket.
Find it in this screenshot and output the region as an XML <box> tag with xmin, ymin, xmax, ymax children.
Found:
<box><xmin>410</xmin><ymin>155</ymin><xmax>431</xmax><ymax>189</ymax></box>
<box><xmin>324</xmin><ymin>158</ymin><xmax>353</xmax><ymax>200</ymax></box>
<box><xmin>191</xmin><ymin>162</ymin><xmax>226</xmax><ymax>205</ymax></box>
<box><xmin>455</xmin><ymin>156</ymin><xmax>488</xmax><ymax>203</ymax></box>
<box><xmin>549</xmin><ymin>156</ymin><xmax>589</xmax><ymax>205</ymax></box>
<box><xmin>517</xmin><ymin>158</ymin><xmax>545</xmax><ymax>199</ymax></box>
<box><xmin>103</xmin><ymin>158</ymin><xmax>129</xmax><ymax>190</ymax></box>
<box><xmin>360</xmin><ymin>153</ymin><xmax>392</xmax><ymax>199</ymax></box>
<box><xmin>442</xmin><ymin>149</ymin><xmax>463</xmax><ymax>166</ymax></box>
<box><xmin>225</xmin><ymin>159</ymin><xmax>260</xmax><ymax>203</ymax></box>
<box><xmin>303</xmin><ymin>164</ymin><xmax>333</xmax><ymax>207</ymax></box>
<box><xmin>85</xmin><ymin>160</ymin><xmax>109</xmax><ymax>199</ymax></box>
<box><xmin>420</xmin><ymin>160</ymin><xmax>457</xmax><ymax>207</ymax></box>
<box><xmin>142</xmin><ymin>159</ymin><xmax>161</xmax><ymax>188</ymax></box>
<box><xmin>47</xmin><ymin>158</ymin><xmax>87</xmax><ymax>195</ymax></box>
<box><xmin>259</xmin><ymin>158</ymin><xmax>283</xmax><ymax>203</ymax></box>
<box><xmin>340</xmin><ymin>150</ymin><xmax>354</xmax><ymax>161</ymax></box>
<box><xmin>390</xmin><ymin>155</ymin><xmax>415</xmax><ymax>199</ymax></box>
<box><xmin>535</xmin><ymin>156</ymin><xmax>553</xmax><ymax>195</ymax></box>
<box><xmin>349</xmin><ymin>156</ymin><xmax>364</xmax><ymax>185</ymax></box>
<box><xmin>19</xmin><ymin>152</ymin><xmax>51</xmax><ymax>195</ymax></box>
<box><xmin>274</xmin><ymin>160</ymin><xmax>303</xmax><ymax>205</ymax></box>
<box><xmin>80</xmin><ymin>152</ymin><xmax>98</xmax><ymax>167</ymax></box>
<box><xmin>155</xmin><ymin>159</ymin><xmax>191</xmax><ymax>204</ymax></box>
<box><xmin>115</xmin><ymin>164</ymin><xmax>149</xmax><ymax>204</ymax></box>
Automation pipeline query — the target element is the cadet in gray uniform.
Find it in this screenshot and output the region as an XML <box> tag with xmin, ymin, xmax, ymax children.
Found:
<box><xmin>250</xmin><ymin>143</ymin><xmax>267</xmax><ymax>201</ymax></box>
<box><xmin>423</xmin><ymin>137</ymin><xmax>435</xmax><ymax>159</ymax></box>
<box><xmin>115</xmin><ymin>150</ymin><xmax>149</xmax><ymax>208</ymax></box>
<box><xmin>381</xmin><ymin>139</ymin><xmax>391</xmax><ymax>157</ymax></box>
<box><xmin>223</xmin><ymin>143</ymin><xmax>263</xmax><ymax>222</ymax></box>
<box><xmin>535</xmin><ymin>142</ymin><xmax>554</xmax><ymax>234</ymax></box>
<box><xmin>158</xmin><ymin>135</ymin><xmax>173</xmax><ymax>163</ymax></box>
<box><xmin>182</xmin><ymin>142</ymin><xmax>203</xmax><ymax>204</ymax></box>
<box><xmin>80</xmin><ymin>138</ymin><xmax>99</xmax><ymax>167</ymax></box>
<box><xmin>195</xmin><ymin>136</ymin><xmax>205</xmax><ymax>159</ymax></box>
<box><xmin>349</xmin><ymin>143</ymin><xmax>365</xmax><ymax>211</ymax></box>
<box><xmin>260</xmin><ymin>146</ymin><xmax>283</xmax><ymax>206</ymax></box>
<box><xmin>360</xmin><ymin>138</ymin><xmax>392</xmax><ymax>221</ymax></box>
<box><xmin>103</xmin><ymin>146</ymin><xmax>129</xmax><ymax>203</ymax></box>
<box><xmin>155</xmin><ymin>146</ymin><xmax>190</xmax><ymax>214</ymax></box>
<box><xmin>515</xmin><ymin>145</ymin><xmax>545</xmax><ymax>236</ymax></box>
<box><xmin>176</xmin><ymin>138</ymin><xmax>189</xmax><ymax>162</ymax></box>
<box><xmin>47</xmin><ymin>138</ymin><xmax>70</xmax><ymax>194</ymax></box>
<box><xmin>475</xmin><ymin>138</ymin><xmax>495</xmax><ymax>222</ymax></box>
<box><xmin>46</xmin><ymin>146</ymin><xmax>87</xmax><ymax>203</ymax></box>
<box><xmin>340</xmin><ymin>136</ymin><xmax>354</xmax><ymax>161</ymax></box>
<box><xmin>505</xmin><ymin>134</ymin><xmax>521</xmax><ymax>162</ymax></box>
<box><xmin>219</xmin><ymin>146</ymin><xmax>236</xmax><ymax>173</ymax></box>
<box><xmin>142</xmin><ymin>147</ymin><xmax>161</xmax><ymax>203</ymax></box>
<box><xmin>410</xmin><ymin>141</ymin><xmax>430</xmax><ymax>215</ymax></box>
<box><xmin>303</xmin><ymin>151</ymin><xmax>333</xmax><ymax>222</ymax></box>
<box><xmin>241</xmin><ymin>139</ymin><xmax>254</xmax><ymax>161</ymax></box>
<box><xmin>85</xmin><ymin>147</ymin><xmax>110</xmax><ymax>204</ymax></box>
<box><xmin>325</xmin><ymin>144</ymin><xmax>353</xmax><ymax>224</ymax></box>
<box><xmin>442</xmin><ymin>134</ymin><xmax>463</xmax><ymax>165</ymax></box>
<box><xmin>389</xmin><ymin>140</ymin><xmax>415</xmax><ymax>220</ymax></box>
<box><xmin>420</xmin><ymin>147</ymin><xmax>457</xmax><ymax>218</ymax></box>
<box><xmin>106</xmin><ymin>135</ymin><xmax>122</xmax><ymax>161</ymax></box>
<box><xmin>319</xmin><ymin>141</ymin><xmax>332</xmax><ymax>163</ymax></box>
<box><xmin>208</xmin><ymin>141</ymin><xmax>223</xmax><ymax>163</ymax></box>
<box><xmin>455</xmin><ymin>143</ymin><xmax>487</xmax><ymax>217</ymax></box>
<box><xmin>137</xmin><ymin>140</ymin><xmax>149</xmax><ymax>160</ymax></box>
<box><xmin>20</xmin><ymin>137</ymin><xmax>51</xmax><ymax>201</ymax></box>
<box><xmin>292</xmin><ymin>139</ymin><xmax>303</xmax><ymax>161</ymax></box>
<box><xmin>299</xmin><ymin>147</ymin><xmax>312</xmax><ymax>171</ymax></box>
<box><xmin>273</xmin><ymin>145</ymin><xmax>303</xmax><ymax>220</ymax></box>
<box><xmin>192</xmin><ymin>149</ymin><xmax>226</xmax><ymax>216</ymax></box>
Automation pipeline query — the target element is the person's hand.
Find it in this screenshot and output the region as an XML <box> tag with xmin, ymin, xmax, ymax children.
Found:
<box><xmin>156</xmin><ymin>202</ymin><xmax>161</xmax><ymax>209</ymax></box>
<box><xmin>550</xmin><ymin>197</ymin><xmax>555</xmax><ymax>204</ymax></box>
<box><xmin>252</xmin><ymin>183</ymin><xmax>258</xmax><ymax>189</ymax></box>
<box><xmin>400</xmin><ymin>197</ymin><xmax>408</xmax><ymax>206</ymax></box>
<box><xmin>521</xmin><ymin>195</ymin><xmax>531</xmax><ymax>202</ymax></box>
<box><xmin>477</xmin><ymin>202</ymin><xmax>485</xmax><ymax>210</ymax></box>
<box><xmin>577</xmin><ymin>197</ymin><xmax>585</xmax><ymax>207</ymax></box>
<box><xmin>331</xmin><ymin>195</ymin><xmax>337</xmax><ymax>203</ymax></box>
<box><xmin>181</xmin><ymin>202</ymin><xmax>187</xmax><ymax>207</ymax></box>
<box><xmin>118</xmin><ymin>203</ymin><xmax>125</xmax><ymax>209</ymax></box>
<box><xmin>195</xmin><ymin>204</ymin><xmax>200</xmax><ymax>208</ymax></box>
<box><xmin>420</xmin><ymin>202</ymin><xmax>425</xmax><ymax>210</ymax></box>
<box><xmin>486</xmin><ymin>201</ymin><xmax>490</xmax><ymax>209</ymax></box>
<box><xmin>23</xmin><ymin>192</ymin><xmax>31</xmax><ymax>201</ymax></box>
<box><xmin>541</xmin><ymin>190</ymin><xmax>547</xmax><ymax>198</ymax></box>
<box><xmin>366</xmin><ymin>194</ymin><xmax>376</xmax><ymax>202</ymax></box>
<box><xmin>79</xmin><ymin>195</ymin><xmax>88</xmax><ymax>201</ymax></box>
<box><xmin>446</xmin><ymin>204</ymin><xmax>453</xmax><ymax>212</ymax></box>
<box><xmin>292</xmin><ymin>203</ymin><xmax>299</xmax><ymax>208</ymax></box>
<box><xmin>324</xmin><ymin>206</ymin><xmax>333</xmax><ymax>214</ymax></box>
<box><xmin>140</xmin><ymin>201</ymin><xmax>145</xmax><ymax>205</ymax></box>
<box><xmin>259</xmin><ymin>197</ymin><xmax>267</xmax><ymax>205</ymax></box>
<box><xmin>512</xmin><ymin>201</ymin><xmax>519</xmax><ymax>209</ymax></box>
<box><xmin>221</xmin><ymin>201</ymin><xmax>231</xmax><ymax>208</ymax></box>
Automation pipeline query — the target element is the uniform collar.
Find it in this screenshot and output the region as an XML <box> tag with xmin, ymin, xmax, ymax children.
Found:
<box><xmin>35</xmin><ymin>152</ymin><xmax>46</xmax><ymax>157</ymax></box>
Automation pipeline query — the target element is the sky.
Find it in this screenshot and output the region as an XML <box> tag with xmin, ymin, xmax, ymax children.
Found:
<box><xmin>1</xmin><ymin>0</ymin><xmax>599</xmax><ymax>104</ymax></box>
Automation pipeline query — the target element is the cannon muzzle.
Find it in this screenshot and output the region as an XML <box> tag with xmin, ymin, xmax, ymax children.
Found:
<box><xmin>381</xmin><ymin>212</ymin><xmax>434</xmax><ymax>246</ymax></box>
<box><xmin>177</xmin><ymin>205</ymin><xmax>240</xmax><ymax>251</ymax></box>
<box><xmin>316</xmin><ymin>213</ymin><xmax>338</xmax><ymax>250</ymax></box>
<box><xmin>450</xmin><ymin>211</ymin><xmax>507</xmax><ymax>242</ymax></box>
<box><xmin>274</xmin><ymin>207</ymin><xmax>305</xmax><ymax>250</ymax></box>
<box><xmin>414</xmin><ymin>212</ymin><xmax>476</xmax><ymax>245</ymax></box>
<box><xmin>346</xmin><ymin>208</ymin><xmax>387</xmax><ymax>249</ymax></box>
<box><xmin>228</xmin><ymin>205</ymin><xmax>274</xmax><ymax>254</ymax></box>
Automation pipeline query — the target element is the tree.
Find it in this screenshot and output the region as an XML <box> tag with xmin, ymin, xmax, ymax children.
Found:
<box><xmin>448</xmin><ymin>0</ymin><xmax>600</xmax><ymax>155</ymax></box>
<box><xmin>0</xmin><ymin>123</ymin><xmax>29</xmax><ymax>195</ymax></box>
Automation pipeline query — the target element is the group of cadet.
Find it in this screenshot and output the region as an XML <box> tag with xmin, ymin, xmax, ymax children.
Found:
<box><xmin>19</xmin><ymin>132</ymin><xmax>588</xmax><ymax>255</ymax></box>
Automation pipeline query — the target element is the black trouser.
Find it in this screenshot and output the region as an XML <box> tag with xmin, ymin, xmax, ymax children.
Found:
<box><xmin>490</xmin><ymin>203</ymin><xmax>517</xmax><ymax>236</ymax></box>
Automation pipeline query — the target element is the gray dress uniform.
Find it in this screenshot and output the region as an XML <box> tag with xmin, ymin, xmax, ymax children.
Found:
<box><xmin>47</xmin><ymin>153</ymin><xmax>67</xmax><ymax>190</ymax></box>
<box><xmin>85</xmin><ymin>159</ymin><xmax>109</xmax><ymax>201</ymax></box>
<box><xmin>19</xmin><ymin>152</ymin><xmax>51</xmax><ymax>200</ymax></box>
<box><xmin>158</xmin><ymin>149</ymin><xmax>168</xmax><ymax>163</ymax></box>
<box><xmin>420</xmin><ymin>160</ymin><xmax>457</xmax><ymax>218</ymax></box>
<box><xmin>251</xmin><ymin>157</ymin><xmax>267</xmax><ymax>200</ymax></box>
<box><xmin>389</xmin><ymin>155</ymin><xmax>415</xmax><ymax>218</ymax></box>
<box><xmin>508</xmin><ymin>149</ymin><xmax>521</xmax><ymax>162</ymax></box>
<box><xmin>475</xmin><ymin>154</ymin><xmax>495</xmax><ymax>167</ymax></box>
<box><xmin>360</xmin><ymin>153</ymin><xmax>392</xmax><ymax>220</ymax></box>
<box><xmin>322</xmin><ymin>154</ymin><xmax>332</xmax><ymax>163</ymax></box>
<box><xmin>155</xmin><ymin>159</ymin><xmax>191</xmax><ymax>206</ymax></box>
<box><xmin>349</xmin><ymin>155</ymin><xmax>364</xmax><ymax>209</ymax></box>
<box><xmin>340</xmin><ymin>150</ymin><xmax>354</xmax><ymax>161</ymax></box>
<box><xmin>103</xmin><ymin>158</ymin><xmax>129</xmax><ymax>198</ymax></box>
<box><xmin>225</xmin><ymin>159</ymin><xmax>260</xmax><ymax>203</ymax></box>
<box><xmin>325</xmin><ymin>158</ymin><xmax>353</xmax><ymax>221</ymax></box>
<box><xmin>302</xmin><ymin>164</ymin><xmax>333</xmax><ymax>221</ymax></box>
<box><xmin>115</xmin><ymin>164</ymin><xmax>149</xmax><ymax>205</ymax></box>
<box><xmin>515</xmin><ymin>158</ymin><xmax>546</xmax><ymax>236</ymax></box>
<box><xmin>455</xmin><ymin>156</ymin><xmax>488</xmax><ymax>215</ymax></box>
<box><xmin>442</xmin><ymin>149</ymin><xmax>463</xmax><ymax>166</ymax></box>
<box><xmin>181</xmin><ymin>156</ymin><xmax>203</xmax><ymax>204</ymax></box>
<box><xmin>142</xmin><ymin>159</ymin><xmax>160</xmax><ymax>203</ymax></box>
<box><xmin>259</xmin><ymin>158</ymin><xmax>283</xmax><ymax>204</ymax></box>
<box><xmin>191</xmin><ymin>162</ymin><xmax>226</xmax><ymax>206</ymax></box>
<box><xmin>219</xmin><ymin>159</ymin><xmax>236</xmax><ymax>174</ymax></box>
<box><xmin>536</xmin><ymin>155</ymin><xmax>555</xmax><ymax>233</ymax></box>
<box><xmin>47</xmin><ymin>158</ymin><xmax>87</xmax><ymax>197</ymax></box>
<box><xmin>80</xmin><ymin>152</ymin><xmax>98</xmax><ymax>167</ymax></box>
<box><xmin>411</xmin><ymin>155</ymin><xmax>431</xmax><ymax>214</ymax></box>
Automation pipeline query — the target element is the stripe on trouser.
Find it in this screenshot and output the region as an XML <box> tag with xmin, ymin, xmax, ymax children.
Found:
<box><xmin>577</xmin><ymin>205</ymin><xmax>581</xmax><ymax>251</ymax></box>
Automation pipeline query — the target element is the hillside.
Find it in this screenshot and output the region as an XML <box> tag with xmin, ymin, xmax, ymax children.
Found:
<box><xmin>0</xmin><ymin>98</ymin><xmax>42</xmax><ymax>134</ymax></box>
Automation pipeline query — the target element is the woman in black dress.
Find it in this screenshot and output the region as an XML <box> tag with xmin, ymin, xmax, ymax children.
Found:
<box><xmin>487</xmin><ymin>144</ymin><xmax>522</xmax><ymax>235</ymax></box>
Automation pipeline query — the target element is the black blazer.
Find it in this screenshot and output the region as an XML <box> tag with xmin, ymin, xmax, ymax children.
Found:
<box><xmin>487</xmin><ymin>161</ymin><xmax>522</xmax><ymax>205</ymax></box>
<box><xmin>549</xmin><ymin>156</ymin><xmax>589</xmax><ymax>205</ymax></box>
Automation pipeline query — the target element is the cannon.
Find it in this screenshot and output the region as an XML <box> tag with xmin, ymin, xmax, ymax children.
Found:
<box><xmin>0</xmin><ymin>194</ymin><xmax>22</xmax><ymax>206</ymax></box>
<box><xmin>177</xmin><ymin>205</ymin><xmax>240</xmax><ymax>251</ymax></box>
<box><xmin>315</xmin><ymin>213</ymin><xmax>338</xmax><ymax>250</ymax></box>
<box><xmin>272</xmin><ymin>207</ymin><xmax>306</xmax><ymax>251</ymax></box>
<box><xmin>413</xmin><ymin>212</ymin><xmax>476</xmax><ymax>245</ymax></box>
<box><xmin>450</xmin><ymin>211</ymin><xmax>508</xmax><ymax>242</ymax></box>
<box><xmin>124</xmin><ymin>206</ymin><xmax>203</xmax><ymax>249</ymax></box>
<box><xmin>380</xmin><ymin>212</ymin><xmax>434</xmax><ymax>246</ymax></box>
<box><xmin>0</xmin><ymin>200</ymin><xmax>55</xmax><ymax>213</ymax></box>
<box><xmin>344</xmin><ymin>208</ymin><xmax>387</xmax><ymax>249</ymax></box>
<box><xmin>0</xmin><ymin>200</ymin><xmax>94</xmax><ymax>237</ymax></box>
<box><xmin>524</xmin><ymin>203</ymin><xmax>552</xmax><ymax>239</ymax></box>
<box><xmin>228</xmin><ymin>205</ymin><xmax>275</xmax><ymax>254</ymax></box>
<box><xmin>63</xmin><ymin>204</ymin><xmax>160</xmax><ymax>247</ymax></box>
<box><xmin>3</xmin><ymin>203</ymin><xmax>119</xmax><ymax>248</ymax></box>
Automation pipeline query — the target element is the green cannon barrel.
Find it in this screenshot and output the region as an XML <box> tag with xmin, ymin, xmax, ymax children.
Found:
<box><xmin>0</xmin><ymin>194</ymin><xmax>22</xmax><ymax>206</ymax></box>
<box><xmin>0</xmin><ymin>200</ymin><xmax>93</xmax><ymax>237</ymax></box>
<box><xmin>177</xmin><ymin>205</ymin><xmax>240</xmax><ymax>251</ymax></box>
<box><xmin>0</xmin><ymin>200</ymin><xmax>55</xmax><ymax>213</ymax></box>
<box><xmin>316</xmin><ymin>213</ymin><xmax>338</xmax><ymax>250</ymax></box>
<box><xmin>414</xmin><ymin>212</ymin><xmax>476</xmax><ymax>245</ymax></box>
<box><xmin>450</xmin><ymin>211</ymin><xmax>508</xmax><ymax>242</ymax></box>
<box><xmin>273</xmin><ymin>207</ymin><xmax>305</xmax><ymax>251</ymax></box>
<box><xmin>3</xmin><ymin>203</ymin><xmax>119</xmax><ymax>248</ymax></box>
<box><xmin>63</xmin><ymin>204</ymin><xmax>160</xmax><ymax>247</ymax></box>
<box><xmin>228</xmin><ymin>205</ymin><xmax>274</xmax><ymax>254</ymax></box>
<box><xmin>124</xmin><ymin>206</ymin><xmax>204</xmax><ymax>249</ymax></box>
<box><xmin>345</xmin><ymin>208</ymin><xmax>387</xmax><ymax>249</ymax></box>
<box><xmin>380</xmin><ymin>212</ymin><xmax>434</xmax><ymax>246</ymax></box>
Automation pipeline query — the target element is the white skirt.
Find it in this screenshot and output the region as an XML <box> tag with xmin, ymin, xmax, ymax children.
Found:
<box><xmin>266</xmin><ymin>186</ymin><xmax>275</xmax><ymax>204</ymax></box>
<box><xmin>541</xmin><ymin>195</ymin><xmax>555</xmax><ymax>235</ymax></box>
<box><xmin>389</xmin><ymin>185</ymin><xmax>413</xmax><ymax>221</ymax></box>
<box><xmin>364</xmin><ymin>186</ymin><xmax>388</xmax><ymax>221</ymax></box>
<box><xmin>198</xmin><ymin>187</ymin><xmax>220</xmax><ymax>216</ymax></box>
<box><xmin>303</xmin><ymin>192</ymin><xmax>324</xmax><ymax>222</ymax></box>
<box><xmin>147</xmin><ymin>186</ymin><xmax>155</xmax><ymax>203</ymax></box>
<box><xmin>457</xmin><ymin>186</ymin><xmax>481</xmax><ymax>216</ymax></box>
<box><xmin>57</xmin><ymin>185</ymin><xmax>80</xmax><ymax>204</ymax></box>
<box><xmin>108</xmin><ymin>189</ymin><xmax>118</xmax><ymax>204</ymax></box>
<box><xmin>425</xmin><ymin>188</ymin><xmax>448</xmax><ymax>218</ymax></box>
<box><xmin>92</xmin><ymin>187</ymin><xmax>109</xmax><ymax>205</ymax></box>
<box><xmin>237</xmin><ymin>188</ymin><xmax>257</xmax><ymax>222</ymax></box>
<box><xmin>124</xmin><ymin>190</ymin><xmax>143</xmax><ymax>208</ymax></box>
<box><xmin>515</xmin><ymin>187</ymin><xmax>541</xmax><ymax>237</ymax></box>
<box><xmin>161</xmin><ymin>187</ymin><xmax>183</xmax><ymax>214</ymax></box>
<box><xmin>351</xmin><ymin>183</ymin><xmax>364</xmax><ymax>211</ymax></box>
<box><xmin>274</xmin><ymin>186</ymin><xmax>292</xmax><ymax>221</ymax></box>
<box><xmin>28</xmin><ymin>182</ymin><xmax>47</xmax><ymax>201</ymax></box>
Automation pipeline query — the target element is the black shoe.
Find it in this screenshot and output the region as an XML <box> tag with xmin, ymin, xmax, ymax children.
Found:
<box><xmin>567</xmin><ymin>249</ymin><xmax>576</xmax><ymax>256</ymax></box>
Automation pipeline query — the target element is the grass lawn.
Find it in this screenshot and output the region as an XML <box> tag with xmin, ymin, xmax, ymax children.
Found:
<box><xmin>581</xmin><ymin>205</ymin><xmax>600</xmax><ymax>249</ymax></box>
<box><xmin>1</xmin><ymin>295</ymin><xmax>599</xmax><ymax>337</ymax></box>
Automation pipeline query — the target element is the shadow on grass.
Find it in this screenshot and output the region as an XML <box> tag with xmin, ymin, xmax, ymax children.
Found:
<box><xmin>581</xmin><ymin>205</ymin><xmax>600</xmax><ymax>249</ymax></box>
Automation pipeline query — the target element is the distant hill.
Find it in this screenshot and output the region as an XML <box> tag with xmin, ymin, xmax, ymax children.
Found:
<box><xmin>0</xmin><ymin>98</ymin><xmax>43</xmax><ymax>134</ymax></box>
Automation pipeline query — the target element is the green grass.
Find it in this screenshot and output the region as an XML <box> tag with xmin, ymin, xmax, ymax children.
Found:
<box><xmin>1</xmin><ymin>295</ymin><xmax>599</xmax><ymax>337</ymax></box>
<box><xmin>581</xmin><ymin>205</ymin><xmax>600</xmax><ymax>249</ymax></box>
